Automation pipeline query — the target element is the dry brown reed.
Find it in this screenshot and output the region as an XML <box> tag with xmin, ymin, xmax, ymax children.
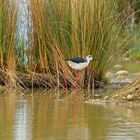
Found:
<box><xmin>0</xmin><ymin>0</ymin><xmax>18</xmax><ymax>87</ymax></box>
<box><xmin>0</xmin><ymin>0</ymin><xmax>131</xmax><ymax>90</ymax></box>
<box><xmin>28</xmin><ymin>0</ymin><xmax>126</xmax><ymax>89</ymax></box>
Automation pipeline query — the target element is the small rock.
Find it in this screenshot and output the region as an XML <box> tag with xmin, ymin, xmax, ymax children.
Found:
<box><xmin>105</xmin><ymin>71</ymin><xmax>113</xmax><ymax>78</ymax></box>
<box><xmin>104</xmin><ymin>96</ymin><xmax>109</xmax><ymax>100</ymax></box>
<box><xmin>110</xmin><ymin>76</ymin><xmax>133</xmax><ymax>84</ymax></box>
<box><xmin>122</xmin><ymin>96</ymin><xmax>126</xmax><ymax>100</ymax></box>
<box><xmin>117</xmin><ymin>75</ymin><xmax>126</xmax><ymax>80</ymax></box>
<box><xmin>123</xmin><ymin>57</ymin><xmax>130</xmax><ymax>62</ymax></box>
<box><xmin>116</xmin><ymin>70</ymin><xmax>129</xmax><ymax>76</ymax></box>
<box><xmin>95</xmin><ymin>99</ymin><xmax>100</xmax><ymax>102</ymax></box>
<box><xmin>126</xmin><ymin>95</ymin><xmax>134</xmax><ymax>101</ymax></box>
<box><xmin>94</xmin><ymin>94</ymin><xmax>101</xmax><ymax>97</ymax></box>
<box><xmin>85</xmin><ymin>101</ymin><xmax>89</xmax><ymax>104</ymax></box>
<box><xmin>115</xmin><ymin>94</ymin><xmax>119</xmax><ymax>97</ymax></box>
<box><xmin>114</xmin><ymin>64</ymin><xmax>122</xmax><ymax>69</ymax></box>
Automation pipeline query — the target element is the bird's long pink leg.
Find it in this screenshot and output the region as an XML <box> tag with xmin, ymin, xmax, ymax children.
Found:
<box><xmin>63</xmin><ymin>68</ymin><xmax>68</xmax><ymax>96</ymax></box>
<box><xmin>74</xmin><ymin>71</ymin><xmax>80</xmax><ymax>97</ymax></box>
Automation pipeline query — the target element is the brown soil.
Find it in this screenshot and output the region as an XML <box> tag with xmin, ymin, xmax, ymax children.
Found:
<box><xmin>0</xmin><ymin>71</ymin><xmax>59</xmax><ymax>88</ymax></box>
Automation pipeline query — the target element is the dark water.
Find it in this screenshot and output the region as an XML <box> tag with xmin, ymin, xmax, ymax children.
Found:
<box><xmin>0</xmin><ymin>92</ymin><xmax>140</xmax><ymax>140</ymax></box>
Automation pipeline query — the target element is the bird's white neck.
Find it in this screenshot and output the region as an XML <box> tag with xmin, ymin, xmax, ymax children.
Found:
<box><xmin>86</xmin><ymin>57</ymin><xmax>91</xmax><ymax>64</ymax></box>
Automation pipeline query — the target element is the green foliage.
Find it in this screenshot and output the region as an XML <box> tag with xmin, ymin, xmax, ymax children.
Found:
<box><xmin>123</xmin><ymin>25</ymin><xmax>140</xmax><ymax>61</ymax></box>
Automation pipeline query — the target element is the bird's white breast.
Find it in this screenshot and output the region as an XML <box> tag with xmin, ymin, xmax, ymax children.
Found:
<box><xmin>67</xmin><ymin>61</ymin><xmax>89</xmax><ymax>70</ymax></box>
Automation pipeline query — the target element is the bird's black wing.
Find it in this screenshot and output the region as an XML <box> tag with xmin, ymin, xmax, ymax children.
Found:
<box><xmin>66</xmin><ymin>57</ymin><xmax>86</xmax><ymax>63</ymax></box>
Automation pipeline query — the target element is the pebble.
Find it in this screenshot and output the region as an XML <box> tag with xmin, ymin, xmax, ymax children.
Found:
<box><xmin>105</xmin><ymin>71</ymin><xmax>113</xmax><ymax>78</ymax></box>
<box><xmin>114</xmin><ymin>64</ymin><xmax>122</xmax><ymax>69</ymax></box>
<box><xmin>116</xmin><ymin>70</ymin><xmax>129</xmax><ymax>76</ymax></box>
<box><xmin>104</xmin><ymin>96</ymin><xmax>109</xmax><ymax>100</ymax></box>
<box><xmin>94</xmin><ymin>94</ymin><xmax>101</xmax><ymax>97</ymax></box>
<box><xmin>126</xmin><ymin>94</ymin><xmax>134</xmax><ymax>101</ymax></box>
<box><xmin>115</xmin><ymin>94</ymin><xmax>119</xmax><ymax>97</ymax></box>
<box><xmin>123</xmin><ymin>57</ymin><xmax>130</xmax><ymax>62</ymax></box>
<box><xmin>117</xmin><ymin>75</ymin><xmax>127</xmax><ymax>80</ymax></box>
<box><xmin>122</xmin><ymin>96</ymin><xmax>126</xmax><ymax>100</ymax></box>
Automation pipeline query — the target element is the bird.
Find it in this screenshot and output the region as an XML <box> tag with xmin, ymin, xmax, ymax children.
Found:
<box><xmin>64</xmin><ymin>55</ymin><xmax>93</xmax><ymax>96</ymax></box>
<box><xmin>66</xmin><ymin>55</ymin><xmax>93</xmax><ymax>70</ymax></box>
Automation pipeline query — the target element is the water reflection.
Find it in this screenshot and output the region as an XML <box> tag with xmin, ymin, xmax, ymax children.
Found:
<box><xmin>14</xmin><ymin>99</ymin><xmax>32</xmax><ymax>140</ymax></box>
<box><xmin>0</xmin><ymin>93</ymin><xmax>16</xmax><ymax>140</ymax></box>
<box><xmin>0</xmin><ymin>93</ymin><xmax>140</xmax><ymax>140</ymax></box>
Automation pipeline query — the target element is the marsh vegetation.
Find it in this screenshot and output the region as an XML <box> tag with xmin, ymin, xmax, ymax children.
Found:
<box><xmin>0</xmin><ymin>0</ymin><xmax>139</xmax><ymax>92</ymax></box>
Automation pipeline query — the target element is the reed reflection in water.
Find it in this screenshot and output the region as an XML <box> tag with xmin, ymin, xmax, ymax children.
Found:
<box><xmin>0</xmin><ymin>92</ymin><xmax>140</xmax><ymax>140</ymax></box>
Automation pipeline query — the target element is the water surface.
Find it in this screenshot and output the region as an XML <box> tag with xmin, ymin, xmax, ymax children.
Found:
<box><xmin>0</xmin><ymin>92</ymin><xmax>140</xmax><ymax>140</ymax></box>
<box><xmin>112</xmin><ymin>60</ymin><xmax>140</xmax><ymax>73</ymax></box>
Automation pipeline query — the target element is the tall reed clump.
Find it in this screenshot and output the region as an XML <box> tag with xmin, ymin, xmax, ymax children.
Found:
<box><xmin>29</xmin><ymin>0</ymin><xmax>74</xmax><ymax>88</ymax></box>
<box><xmin>29</xmin><ymin>0</ymin><xmax>125</xmax><ymax>88</ymax></box>
<box><xmin>0</xmin><ymin>0</ymin><xmax>18</xmax><ymax>86</ymax></box>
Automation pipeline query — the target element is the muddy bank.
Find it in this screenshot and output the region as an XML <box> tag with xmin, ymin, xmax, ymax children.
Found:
<box><xmin>110</xmin><ymin>78</ymin><xmax>140</xmax><ymax>103</ymax></box>
<box><xmin>86</xmin><ymin>78</ymin><xmax>140</xmax><ymax>105</ymax></box>
<box><xmin>0</xmin><ymin>71</ymin><xmax>104</xmax><ymax>89</ymax></box>
<box><xmin>86</xmin><ymin>59</ymin><xmax>140</xmax><ymax>105</ymax></box>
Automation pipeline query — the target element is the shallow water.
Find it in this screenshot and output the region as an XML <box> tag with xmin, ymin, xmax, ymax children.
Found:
<box><xmin>112</xmin><ymin>60</ymin><xmax>140</xmax><ymax>73</ymax></box>
<box><xmin>0</xmin><ymin>92</ymin><xmax>140</xmax><ymax>140</ymax></box>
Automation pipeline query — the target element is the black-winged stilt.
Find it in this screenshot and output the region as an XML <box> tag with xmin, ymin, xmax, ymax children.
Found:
<box><xmin>66</xmin><ymin>55</ymin><xmax>93</xmax><ymax>70</ymax></box>
<box><xmin>64</xmin><ymin>55</ymin><xmax>93</xmax><ymax>96</ymax></box>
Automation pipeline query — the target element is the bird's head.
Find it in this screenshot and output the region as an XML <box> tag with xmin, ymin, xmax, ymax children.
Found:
<box><xmin>86</xmin><ymin>55</ymin><xmax>93</xmax><ymax>62</ymax></box>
